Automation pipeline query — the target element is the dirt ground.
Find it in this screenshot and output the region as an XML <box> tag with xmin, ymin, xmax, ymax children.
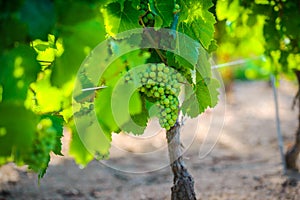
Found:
<box><xmin>1</xmin><ymin>80</ymin><xmax>300</xmax><ymax>200</ymax></box>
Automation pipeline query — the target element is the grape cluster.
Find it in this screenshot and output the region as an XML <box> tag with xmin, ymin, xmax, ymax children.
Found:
<box><xmin>137</xmin><ymin>0</ymin><xmax>155</xmax><ymax>27</ymax></box>
<box><xmin>24</xmin><ymin>118</ymin><xmax>57</xmax><ymax>172</ymax></box>
<box><xmin>125</xmin><ymin>63</ymin><xmax>184</xmax><ymax>130</ymax></box>
<box><xmin>137</xmin><ymin>0</ymin><xmax>148</xmax><ymax>12</ymax></box>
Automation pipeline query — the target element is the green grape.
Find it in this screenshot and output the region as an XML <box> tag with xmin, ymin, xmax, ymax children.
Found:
<box><xmin>172</xmin><ymin>114</ymin><xmax>178</xmax><ymax>121</ymax></box>
<box><xmin>164</xmin><ymin>98</ymin><xmax>170</xmax><ymax>105</ymax></box>
<box><xmin>124</xmin><ymin>63</ymin><xmax>183</xmax><ymax>130</ymax></box>
<box><xmin>157</xmin><ymin>64</ymin><xmax>164</xmax><ymax>71</ymax></box>
<box><xmin>168</xmin><ymin>119</ymin><xmax>174</xmax><ymax>125</ymax></box>
<box><xmin>158</xmin><ymin>87</ymin><xmax>164</xmax><ymax>94</ymax></box>
<box><xmin>141</xmin><ymin>77</ymin><xmax>147</xmax><ymax>83</ymax></box>
<box><xmin>149</xmin><ymin>71</ymin><xmax>156</xmax><ymax>78</ymax></box>
<box><xmin>163</xmin><ymin>68</ymin><xmax>169</xmax><ymax>73</ymax></box>
<box><xmin>164</xmin><ymin>125</ymin><xmax>170</xmax><ymax>130</ymax></box>
<box><xmin>166</xmin><ymin>85</ymin><xmax>171</xmax><ymax>90</ymax></box>
<box><xmin>138</xmin><ymin>0</ymin><xmax>148</xmax><ymax>12</ymax></box>
<box><xmin>157</xmin><ymin>71</ymin><xmax>163</xmax><ymax>77</ymax></box>
<box><xmin>138</xmin><ymin>0</ymin><xmax>155</xmax><ymax>27</ymax></box>
<box><xmin>144</xmin><ymin>72</ymin><xmax>149</xmax><ymax>77</ymax></box>
<box><xmin>165</xmin><ymin>107</ymin><xmax>171</xmax><ymax>113</ymax></box>
<box><xmin>147</xmin><ymin>13</ymin><xmax>154</xmax><ymax>20</ymax></box>
<box><xmin>143</xmin><ymin>16</ymin><xmax>149</xmax><ymax>24</ymax></box>
<box><xmin>171</xmin><ymin>104</ymin><xmax>177</xmax><ymax>110</ymax></box>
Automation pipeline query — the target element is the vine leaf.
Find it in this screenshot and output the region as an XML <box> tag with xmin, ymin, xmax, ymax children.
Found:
<box><xmin>34</xmin><ymin>44</ymin><xmax>49</xmax><ymax>52</ymax></box>
<box><xmin>178</xmin><ymin>0</ymin><xmax>216</xmax><ymax>50</ymax></box>
<box><xmin>31</xmin><ymin>70</ymin><xmax>64</xmax><ymax>113</ymax></box>
<box><xmin>0</xmin><ymin>103</ymin><xmax>38</xmax><ymax>164</ymax></box>
<box><xmin>149</xmin><ymin>0</ymin><xmax>174</xmax><ymax>27</ymax></box>
<box><xmin>42</xmin><ymin>114</ymin><xmax>64</xmax><ymax>156</ymax></box>
<box><xmin>55</xmin><ymin>0</ymin><xmax>98</xmax><ymax>26</ymax></box>
<box><xmin>71</xmin><ymin>106</ymin><xmax>112</xmax><ymax>166</ymax></box>
<box><xmin>95</xmin><ymin>87</ymin><xmax>120</xmax><ymax>137</ymax></box>
<box><xmin>69</xmin><ymin>122</ymin><xmax>94</xmax><ymax>166</ymax></box>
<box><xmin>112</xmin><ymin>84</ymin><xmax>148</xmax><ymax>135</ymax></box>
<box><xmin>0</xmin><ymin>45</ymin><xmax>40</xmax><ymax>102</ymax></box>
<box><xmin>196</xmin><ymin>46</ymin><xmax>211</xmax><ymax>79</ymax></box>
<box><xmin>182</xmin><ymin>76</ymin><xmax>219</xmax><ymax>117</ymax></box>
<box><xmin>102</xmin><ymin>0</ymin><xmax>142</xmax><ymax>36</ymax></box>
<box><xmin>174</xmin><ymin>31</ymin><xmax>200</xmax><ymax>67</ymax></box>
<box><xmin>51</xmin><ymin>19</ymin><xmax>106</xmax><ymax>87</ymax></box>
<box><xmin>20</xmin><ymin>0</ymin><xmax>55</xmax><ymax>40</ymax></box>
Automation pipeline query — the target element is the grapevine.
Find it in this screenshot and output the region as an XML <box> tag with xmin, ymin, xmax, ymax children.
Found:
<box><xmin>0</xmin><ymin>0</ymin><xmax>219</xmax><ymax>198</ymax></box>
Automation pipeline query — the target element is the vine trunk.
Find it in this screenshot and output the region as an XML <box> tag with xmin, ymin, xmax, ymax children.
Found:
<box><xmin>285</xmin><ymin>70</ymin><xmax>300</xmax><ymax>171</ymax></box>
<box><xmin>166</xmin><ymin>122</ymin><xmax>197</xmax><ymax>200</ymax></box>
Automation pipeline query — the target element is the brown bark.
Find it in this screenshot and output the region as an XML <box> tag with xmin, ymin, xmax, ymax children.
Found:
<box><xmin>285</xmin><ymin>70</ymin><xmax>300</xmax><ymax>171</ymax></box>
<box><xmin>166</xmin><ymin>122</ymin><xmax>197</xmax><ymax>200</ymax></box>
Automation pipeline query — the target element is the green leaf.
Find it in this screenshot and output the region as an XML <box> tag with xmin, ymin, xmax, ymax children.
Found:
<box><xmin>38</xmin><ymin>155</ymin><xmax>50</xmax><ymax>180</ymax></box>
<box><xmin>0</xmin><ymin>45</ymin><xmax>40</xmax><ymax>102</ymax></box>
<box><xmin>111</xmin><ymin>83</ymin><xmax>147</xmax><ymax>135</ymax></box>
<box><xmin>196</xmin><ymin>76</ymin><xmax>219</xmax><ymax>113</ymax></box>
<box><xmin>69</xmin><ymin>122</ymin><xmax>94</xmax><ymax>166</ymax></box>
<box><xmin>55</xmin><ymin>0</ymin><xmax>98</xmax><ymax>25</ymax></box>
<box><xmin>149</xmin><ymin>0</ymin><xmax>174</xmax><ymax>27</ymax></box>
<box><xmin>51</xmin><ymin>19</ymin><xmax>106</xmax><ymax>87</ymax></box>
<box><xmin>20</xmin><ymin>0</ymin><xmax>55</xmax><ymax>40</ymax></box>
<box><xmin>174</xmin><ymin>30</ymin><xmax>200</xmax><ymax>67</ymax></box>
<box><xmin>94</xmin><ymin>87</ymin><xmax>120</xmax><ymax>136</ymax></box>
<box><xmin>126</xmin><ymin>97</ymin><xmax>149</xmax><ymax>132</ymax></box>
<box><xmin>41</xmin><ymin>114</ymin><xmax>64</xmax><ymax>156</ymax></box>
<box><xmin>182</xmin><ymin>76</ymin><xmax>219</xmax><ymax>117</ymax></box>
<box><xmin>74</xmin><ymin>70</ymin><xmax>96</xmax><ymax>103</ymax></box>
<box><xmin>178</xmin><ymin>0</ymin><xmax>216</xmax><ymax>50</ymax></box>
<box><xmin>207</xmin><ymin>39</ymin><xmax>218</xmax><ymax>53</ymax></box>
<box><xmin>196</xmin><ymin>46</ymin><xmax>211</xmax><ymax>79</ymax></box>
<box><xmin>0</xmin><ymin>17</ymin><xmax>27</xmax><ymax>50</ymax></box>
<box><xmin>102</xmin><ymin>0</ymin><xmax>142</xmax><ymax>36</ymax></box>
<box><xmin>0</xmin><ymin>103</ymin><xmax>38</xmax><ymax>162</ymax></box>
<box><xmin>181</xmin><ymin>88</ymin><xmax>199</xmax><ymax>118</ymax></box>
<box><xmin>73</xmin><ymin>106</ymin><xmax>112</xmax><ymax>161</ymax></box>
<box><xmin>33</xmin><ymin>44</ymin><xmax>49</xmax><ymax>52</ymax></box>
<box><xmin>31</xmin><ymin>70</ymin><xmax>64</xmax><ymax>113</ymax></box>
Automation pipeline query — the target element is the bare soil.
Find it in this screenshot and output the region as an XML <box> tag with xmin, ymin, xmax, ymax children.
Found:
<box><xmin>1</xmin><ymin>80</ymin><xmax>300</xmax><ymax>200</ymax></box>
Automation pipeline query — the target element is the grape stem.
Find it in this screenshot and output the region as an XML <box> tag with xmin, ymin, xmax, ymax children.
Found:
<box><xmin>138</xmin><ymin>17</ymin><xmax>167</xmax><ymax>64</ymax></box>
